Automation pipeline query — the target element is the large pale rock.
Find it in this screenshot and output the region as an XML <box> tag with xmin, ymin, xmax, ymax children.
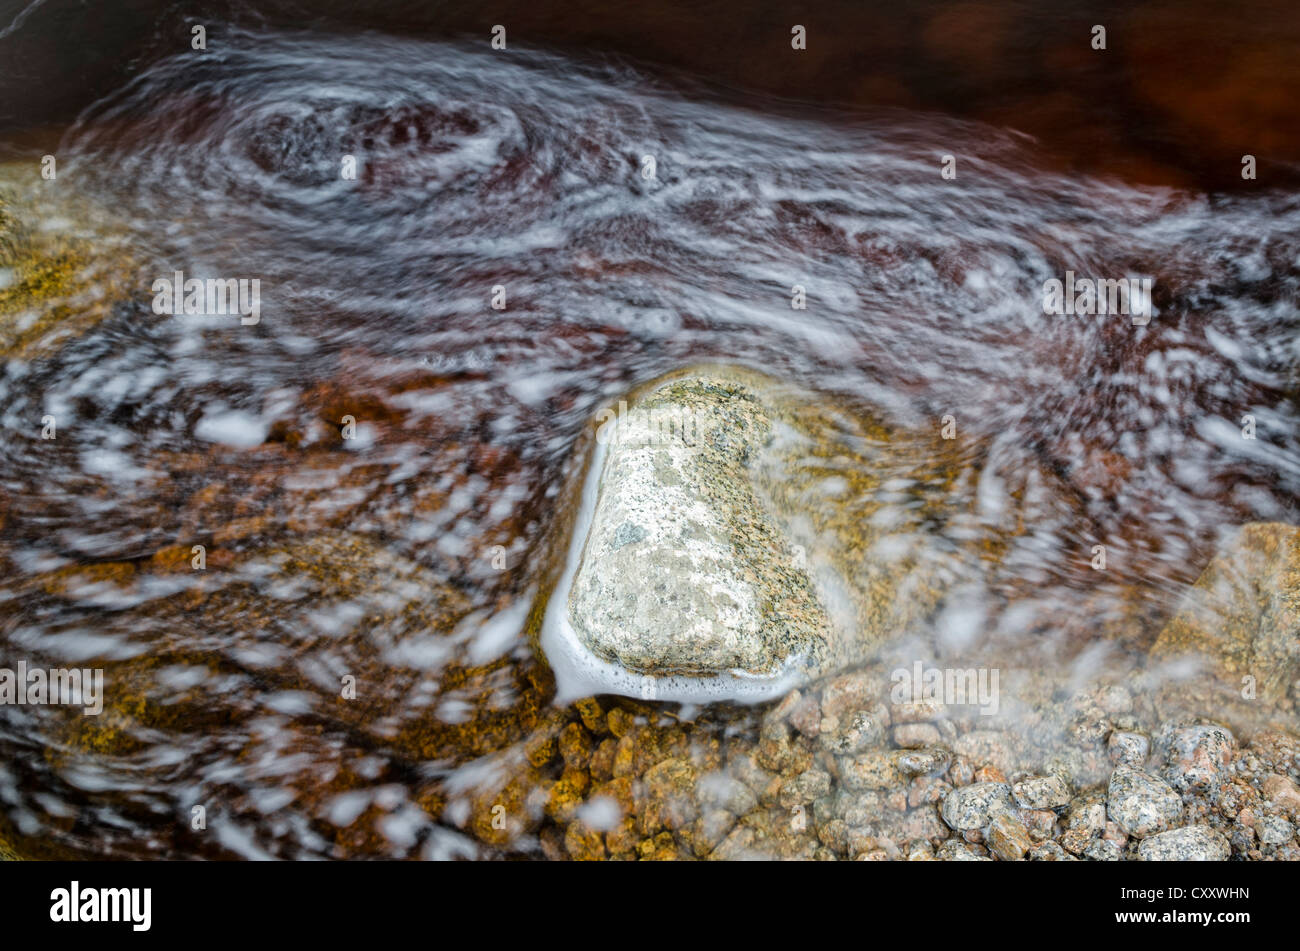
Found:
<box><xmin>1150</xmin><ymin>522</ymin><xmax>1300</xmax><ymax>705</ymax></box>
<box><xmin>567</xmin><ymin>372</ymin><xmax>827</xmax><ymax>678</ymax></box>
<box><xmin>539</xmin><ymin>365</ymin><xmax>959</xmax><ymax>703</ymax></box>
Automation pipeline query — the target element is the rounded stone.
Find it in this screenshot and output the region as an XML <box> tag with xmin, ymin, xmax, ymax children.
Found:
<box><xmin>940</xmin><ymin>782</ymin><xmax>1013</xmax><ymax>831</ymax></box>
<box><xmin>1107</xmin><ymin>766</ymin><xmax>1183</xmax><ymax>838</ymax></box>
<box><xmin>538</xmin><ymin>365</ymin><xmax>956</xmax><ymax>703</ymax></box>
<box><xmin>1012</xmin><ymin>775</ymin><xmax>1071</xmax><ymax>810</ymax></box>
<box><xmin>1137</xmin><ymin>825</ymin><xmax>1230</xmax><ymax>861</ymax></box>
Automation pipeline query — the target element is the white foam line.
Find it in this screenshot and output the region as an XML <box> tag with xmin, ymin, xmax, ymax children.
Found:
<box><xmin>0</xmin><ymin>0</ymin><xmax>48</xmax><ymax>42</ymax></box>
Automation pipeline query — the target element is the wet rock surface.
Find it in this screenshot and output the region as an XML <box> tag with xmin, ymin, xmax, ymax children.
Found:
<box><xmin>1138</xmin><ymin>825</ymin><xmax>1231</xmax><ymax>861</ymax></box>
<box><xmin>2</xmin><ymin>341</ymin><xmax>1297</xmax><ymax>859</ymax></box>
<box><xmin>1107</xmin><ymin>766</ymin><xmax>1183</xmax><ymax>838</ymax></box>
<box><xmin>1150</xmin><ymin>523</ymin><xmax>1300</xmax><ymax>706</ymax></box>
<box><xmin>1013</xmin><ymin>775</ymin><xmax>1071</xmax><ymax>810</ymax></box>
<box><xmin>0</xmin><ymin>823</ymin><xmax>19</xmax><ymax>861</ymax></box>
<box><xmin>410</xmin><ymin>669</ymin><xmax>1300</xmax><ymax>860</ymax></box>
<box><xmin>0</xmin><ymin>165</ymin><xmax>138</xmax><ymax>359</ymax></box>
<box><xmin>1</xmin><ymin>24</ymin><xmax>1299</xmax><ymax>859</ymax></box>
<box><xmin>942</xmin><ymin>782</ymin><xmax>1013</xmax><ymax>831</ymax></box>
<box><xmin>543</xmin><ymin>365</ymin><xmax>967</xmax><ymax>702</ymax></box>
<box><xmin>563</xmin><ymin>369</ymin><xmax>834</xmax><ymax>681</ymax></box>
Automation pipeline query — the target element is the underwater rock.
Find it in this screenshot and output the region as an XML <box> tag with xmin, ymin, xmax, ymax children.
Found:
<box><xmin>940</xmin><ymin>781</ymin><xmax>1014</xmax><ymax>831</ymax></box>
<box><xmin>1159</xmin><ymin>724</ymin><xmax>1234</xmax><ymax>792</ymax></box>
<box><xmin>548</xmin><ymin>368</ymin><xmax>828</xmax><ymax>700</ymax></box>
<box><xmin>27</xmin><ymin>531</ymin><xmax>544</xmax><ymax>782</ymax></box>
<box><xmin>986</xmin><ymin>811</ymin><xmax>1033</xmax><ymax>861</ymax></box>
<box><xmin>1108</xmin><ymin>731</ymin><xmax>1151</xmax><ymax>768</ymax></box>
<box><xmin>538</xmin><ymin>365</ymin><xmax>960</xmax><ymax>704</ymax></box>
<box><xmin>1012</xmin><ymin>774</ymin><xmax>1071</xmax><ymax>810</ymax></box>
<box><xmin>1257</xmin><ymin>815</ymin><xmax>1294</xmax><ymax>847</ymax></box>
<box><xmin>1149</xmin><ymin>522</ymin><xmax>1300</xmax><ymax>706</ymax></box>
<box><xmin>0</xmin><ymin>165</ymin><xmax>138</xmax><ymax>359</ymax></box>
<box><xmin>0</xmin><ymin>826</ymin><xmax>20</xmax><ymax>861</ymax></box>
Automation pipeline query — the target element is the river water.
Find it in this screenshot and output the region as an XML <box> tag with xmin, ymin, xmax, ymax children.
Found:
<box><xmin>0</xmin><ymin>21</ymin><xmax>1298</xmax><ymax>858</ymax></box>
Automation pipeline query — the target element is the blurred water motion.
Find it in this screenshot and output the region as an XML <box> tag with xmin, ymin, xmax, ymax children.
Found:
<box><xmin>0</xmin><ymin>22</ymin><xmax>1296</xmax><ymax>858</ymax></box>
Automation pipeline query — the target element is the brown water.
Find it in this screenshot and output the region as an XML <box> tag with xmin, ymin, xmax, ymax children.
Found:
<box><xmin>0</xmin><ymin>11</ymin><xmax>1298</xmax><ymax>859</ymax></box>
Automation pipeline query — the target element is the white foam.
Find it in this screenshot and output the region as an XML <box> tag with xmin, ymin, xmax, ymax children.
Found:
<box><xmin>539</xmin><ymin>430</ymin><xmax>806</xmax><ymax>705</ymax></box>
<box><xmin>194</xmin><ymin>407</ymin><xmax>268</xmax><ymax>447</ymax></box>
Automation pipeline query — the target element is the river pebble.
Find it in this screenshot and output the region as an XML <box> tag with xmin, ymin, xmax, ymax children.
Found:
<box><xmin>987</xmin><ymin>811</ymin><xmax>1033</xmax><ymax>860</ymax></box>
<box><xmin>1107</xmin><ymin>766</ymin><xmax>1183</xmax><ymax>838</ymax></box>
<box><xmin>1013</xmin><ymin>774</ymin><xmax>1071</xmax><ymax>810</ymax></box>
<box><xmin>941</xmin><ymin>782</ymin><xmax>1013</xmax><ymax>831</ymax></box>
<box><xmin>1162</xmin><ymin>724</ymin><xmax>1234</xmax><ymax>791</ymax></box>
<box><xmin>1138</xmin><ymin>825</ymin><xmax>1231</xmax><ymax>861</ymax></box>
<box><xmin>1108</xmin><ymin>731</ymin><xmax>1151</xmax><ymax>767</ymax></box>
<box><xmin>1257</xmin><ymin>815</ymin><xmax>1294</xmax><ymax>846</ymax></box>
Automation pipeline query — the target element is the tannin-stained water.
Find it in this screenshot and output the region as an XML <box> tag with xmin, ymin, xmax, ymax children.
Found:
<box><xmin>0</xmin><ymin>27</ymin><xmax>1298</xmax><ymax>858</ymax></box>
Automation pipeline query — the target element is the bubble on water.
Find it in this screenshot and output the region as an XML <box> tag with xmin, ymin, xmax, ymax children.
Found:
<box><xmin>194</xmin><ymin>407</ymin><xmax>269</xmax><ymax>447</ymax></box>
<box><xmin>462</xmin><ymin>598</ymin><xmax>531</xmax><ymax>666</ymax></box>
<box><xmin>575</xmin><ymin>795</ymin><xmax>623</xmax><ymax>831</ymax></box>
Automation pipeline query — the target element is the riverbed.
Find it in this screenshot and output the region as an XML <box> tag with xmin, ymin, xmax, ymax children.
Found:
<box><xmin>0</xmin><ymin>5</ymin><xmax>1298</xmax><ymax>860</ymax></box>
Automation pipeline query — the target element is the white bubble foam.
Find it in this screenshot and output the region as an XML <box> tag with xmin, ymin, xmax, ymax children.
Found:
<box><xmin>194</xmin><ymin>407</ymin><xmax>268</xmax><ymax>447</ymax></box>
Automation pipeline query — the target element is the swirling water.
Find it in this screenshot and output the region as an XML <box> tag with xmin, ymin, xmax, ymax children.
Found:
<box><xmin>0</xmin><ymin>27</ymin><xmax>1298</xmax><ymax>857</ymax></box>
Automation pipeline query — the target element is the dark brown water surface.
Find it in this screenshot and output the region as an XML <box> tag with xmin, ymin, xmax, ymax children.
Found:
<box><xmin>5</xmin><ymin>0</ymin><xmax>1300</xmax><ymax>190</ymax></box>
<box><xmin>0</xmin><ymin>5</ymin><xmax>1297</xmax><ymax>858</ymax></box>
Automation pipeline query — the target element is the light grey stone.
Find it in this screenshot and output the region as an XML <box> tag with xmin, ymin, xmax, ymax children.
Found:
<box><xmin>1138</xmin><ymin>825</ymin><xmax>1230</xmax><ymax>861</ymax></box>
<box><xmin>941</xmin><ymin>782</ymin><xmax>1013</xmax><ymax>831</ymax></box>
<box><xmin>1107</xmin><ymin>766</ymin><xmax>1183</xmax><ymax>838</ymax></box>
<box><xmin>1013</xmin><ymin>775</ymin><xmax>1071</xmax><ymax>810</ymax></box>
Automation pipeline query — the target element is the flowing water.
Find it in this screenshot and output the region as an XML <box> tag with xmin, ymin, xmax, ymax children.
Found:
<box><xmin>1</xmin><ymin>24</ymin><xmax>1299</xmax><ymax>858</ymax></box>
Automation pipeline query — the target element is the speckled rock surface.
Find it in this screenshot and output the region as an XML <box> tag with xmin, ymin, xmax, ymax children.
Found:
<box><xmin>427</xmin><ymin>660</ymin><xmax>1300</xmax><ymax>861</ymax></box>
<box><xmin>987</xmin><ymin>811</ymin><xmax>1033</xmax><ymax>860</ymax></box>
<box><xmin>550</xmin><ymin>365</ymin><xmax>960</xmax><ymax>699</ymax></box>
<box><xmin>567</xmin><ymin>370</ymin><xmax>831</xmax><ymax>677</ymax></box>
<box><xmin>941</xmin><ymin>781</ymin><xmax>1013</xmax><ymax>831</ymax></box>
<box><xmin>0</xmin><ymin>165</ymin><xmax>137</xmax><ymax>359</ymax></box>
<box><xmin>1161</xmin><ymin>724</ymin><xmax>1234</xmax><ymax>791</ymax></box>
<box><xmin>1108</xmin><ymin>731</ymin><xmax>1151</xmax><ymax>767</ymax></box>
<box><xmin>1150</xmin><ymin>522</ymin><xmax>1300</xmax><ymax>704</ymax></box>
<box><xmin>1013</xmin><ymin>774</ymin><xmax>1072</xmax><ymax>810</ymax></box>
<box><xmin>1138</xmin><ymin>825</ymin><xmax>1231</xmax><ymax>861</ymax></box>
<box><xmin>1258</xmin><ymin>815</ymin><xmax>1294</xmax><ymax>846</ymax></box>
<box><xmin>1107</xmin><ymin>766</ymin><xmax>1183</xmax><ymax>838</ymax></box>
